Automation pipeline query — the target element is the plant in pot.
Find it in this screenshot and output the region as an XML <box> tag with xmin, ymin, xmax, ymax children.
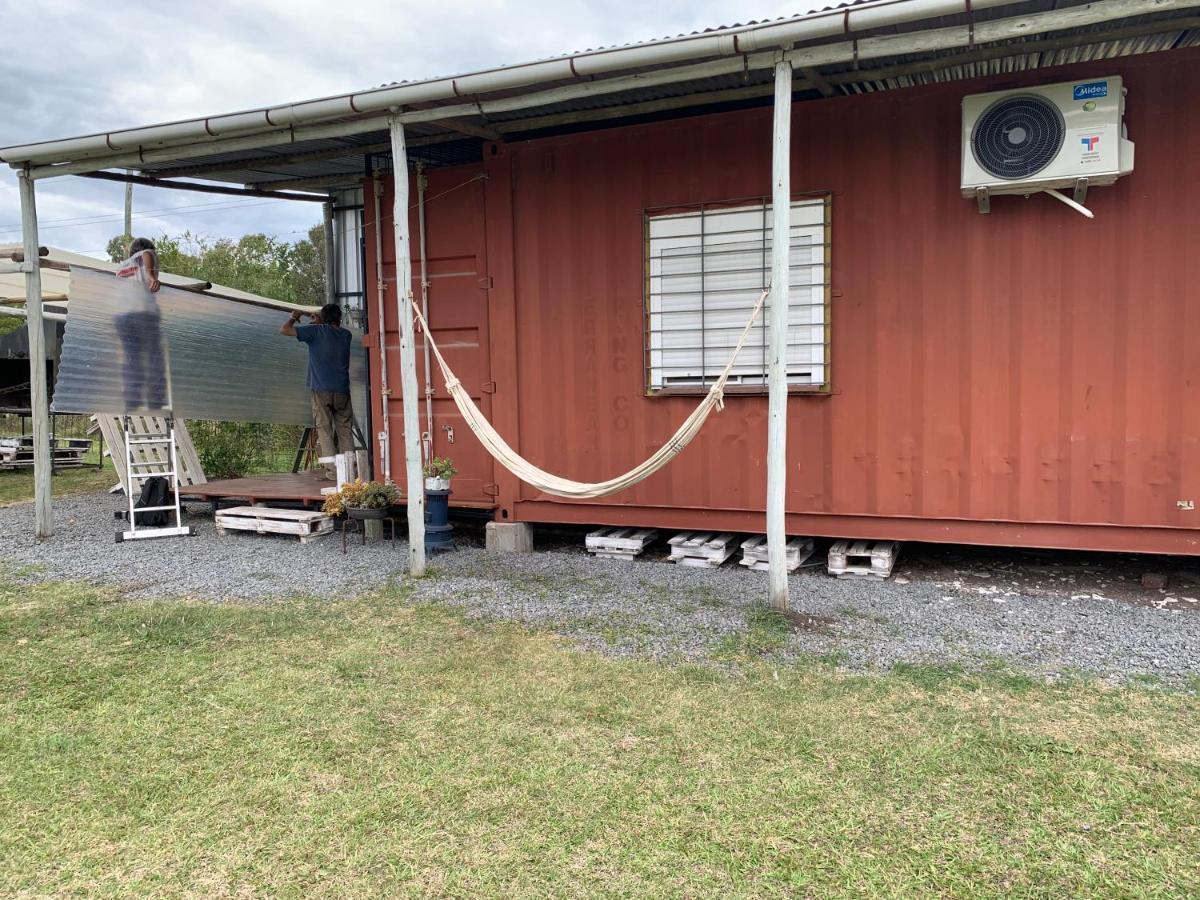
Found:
<box><xmin>323</xmin><ymin>478</ymin><xmax>399</xmax><ymax>520</ymax></box>
<box><xmin>423</xmin><ymin>457</ymin><xmax>457</xmax><ymax>492</ymax></box>
<box><xmin>422</xmin><ymin>457</ymin><xmax>456</xmax><ymax>552</ymax></box>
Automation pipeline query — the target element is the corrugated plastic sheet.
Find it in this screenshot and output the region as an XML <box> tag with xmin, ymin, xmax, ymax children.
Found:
<box><xmin>51</xmin><ymin>267</ymin><xmax>368</xmax><ymax>425</ymax></box>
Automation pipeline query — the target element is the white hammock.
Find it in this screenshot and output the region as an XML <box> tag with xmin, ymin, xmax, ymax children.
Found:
<box><xmin>409</xmin><ymin>288</ymin><xmax>769</xmax><ymax>499</ymax></box>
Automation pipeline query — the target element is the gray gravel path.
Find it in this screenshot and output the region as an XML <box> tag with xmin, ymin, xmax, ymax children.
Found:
<box><xmin>2</xmin><ymin>492</ymin><xmax>1198</xmax><ymax>685</ymax></box>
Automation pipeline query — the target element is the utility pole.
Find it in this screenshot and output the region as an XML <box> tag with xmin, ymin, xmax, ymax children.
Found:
<box><xmin>123</xmin><ymin>177</ymin><xmax>133</xmax><ymax>254</ymax></box>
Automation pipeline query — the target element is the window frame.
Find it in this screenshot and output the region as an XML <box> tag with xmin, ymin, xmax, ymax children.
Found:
<box><xmin>642</xmin><ymin>192</ymin><xmax>833</xmax><ymax>398</ymax></box>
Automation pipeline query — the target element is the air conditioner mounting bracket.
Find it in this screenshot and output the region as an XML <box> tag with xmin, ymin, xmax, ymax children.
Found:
<box><xmin>975</xmin><ymin>186</ymin><xmax>990</xmax><ymax>215</ymax></box>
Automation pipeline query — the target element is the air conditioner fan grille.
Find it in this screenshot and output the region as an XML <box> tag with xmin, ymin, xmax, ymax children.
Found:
<box><xmin>972</xmin><ymin>94</ymin><xmax>1066</xmax><ymax>181</ymax></box>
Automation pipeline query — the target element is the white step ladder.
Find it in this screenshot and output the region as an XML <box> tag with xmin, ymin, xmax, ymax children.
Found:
<box><xmin>117</xmin><ymin>415</ymin><xmax>195</xmax><ymax>542</ymax></box>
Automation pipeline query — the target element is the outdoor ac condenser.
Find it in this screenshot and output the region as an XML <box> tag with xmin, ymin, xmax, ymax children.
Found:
<box><xmin>961</xmin><ymin>76</ymin><xmax>1134</xmax><ymax>210</ymax></box>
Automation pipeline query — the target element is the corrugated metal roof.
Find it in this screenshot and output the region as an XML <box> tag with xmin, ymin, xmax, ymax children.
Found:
<box><xmin>129</xmin><ymin>2</ymin><xmax>1200</xmax><ymax>187</ymax></box>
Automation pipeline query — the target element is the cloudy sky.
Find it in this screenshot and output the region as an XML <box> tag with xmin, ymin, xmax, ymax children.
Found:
<box><xmin>0</xmin><ymin>0</ymin><xmax>805</xmax><ymax>258</ymax></box>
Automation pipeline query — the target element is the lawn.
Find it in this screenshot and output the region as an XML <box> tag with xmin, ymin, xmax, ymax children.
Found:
<box><xmin>0</xmin><ymin>464</ymin><xmax>112</xmax><ymax>506</ymax></box>
<box><xmin>1</xmin><ymin>576</ymin><xmax>1197</xmax><ymax>898</ymax></box>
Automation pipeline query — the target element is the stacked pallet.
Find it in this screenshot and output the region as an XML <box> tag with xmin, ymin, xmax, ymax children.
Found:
<box><xmin>668</xmin><ymin>531</ymin><xmax>738</xmax><ymax>568</ymax></box>
<box><xmin>0</xmin><ymin>435</ymin><xmax>92</xmax><ymax>470</ymax></box>
<box><xmin>585</xmin><ymin>527</ymin><xmax>658</xmax><ymax>561</ymax></box>
<box><xmin>827</xmin><ymin>540</ymin><xmax>901</xmax><ymax>579</ymax></box>
<box><xmin>92</xmin><ymin>415</ymin><xmax>206</xmax><ymax>495</ymax></box>
<box><xmin>739</xmin><ymin>536</ymin><xmax>814</xmax><ymax>572</ymax></box>
<box><xmin>215</xmin><ymin>506</ymin><xmax>333</xmax><ymax>544</ymax></box>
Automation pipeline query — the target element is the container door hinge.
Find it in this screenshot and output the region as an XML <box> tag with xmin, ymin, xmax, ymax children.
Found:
<box><xmin>481</xmin><ymin>381</ymin><xmax>497</xmax><ymax>394</ymax></box>
<box><xmin>478</xmin><ymin>275</ymin><xmax>494</xmax><ymax>290</ymax></box>
<box><xmin>483</xmin><ymin>483</ymin><xmax>500</xmax><ymax>498</ymax></box>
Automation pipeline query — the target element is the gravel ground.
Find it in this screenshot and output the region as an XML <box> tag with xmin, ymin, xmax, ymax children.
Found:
<box><xmin>3</xmin><ymin>492</ymin><xmax>1199</xmax><ymax>685</ymax></box>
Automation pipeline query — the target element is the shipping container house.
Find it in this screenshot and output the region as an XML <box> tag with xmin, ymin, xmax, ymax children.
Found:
<box><xmin>358</xmin><ymin>46</ymin><xmax>1200</xmax><ymax>555</ymax></box>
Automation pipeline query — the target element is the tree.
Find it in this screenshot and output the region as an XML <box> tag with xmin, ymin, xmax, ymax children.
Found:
<box><xmin>107</xmin><ymin>226</ymin><xmax>327</xmax><ymax>306</ymax></box>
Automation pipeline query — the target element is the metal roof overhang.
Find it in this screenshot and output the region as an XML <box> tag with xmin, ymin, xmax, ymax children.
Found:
<box><xmin>3</xmin><ymin>0</ymin><xmax>1198</xmax><ymax>197</ymax></box>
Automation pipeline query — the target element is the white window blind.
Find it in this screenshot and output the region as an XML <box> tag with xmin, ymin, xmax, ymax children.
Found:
<box><xmin>645</xmin><ymin>197</ymin><xmax>828</xmax><ymax>391</ymax></box>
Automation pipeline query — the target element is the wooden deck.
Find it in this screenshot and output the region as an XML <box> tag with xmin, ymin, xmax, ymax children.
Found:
<box><xmin>182</xmin><ymin>474</ymin><xmax>335</xmax><ymax>507</ymax></box>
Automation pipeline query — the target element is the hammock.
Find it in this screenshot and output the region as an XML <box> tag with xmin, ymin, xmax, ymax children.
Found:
<box><xmin>408</xmin><ymin>288</ymin><xmax>770</xmax><ymax>499</ymax></box>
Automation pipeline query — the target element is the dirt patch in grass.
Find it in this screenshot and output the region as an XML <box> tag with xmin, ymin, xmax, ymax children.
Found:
<box><xmin>782</xmin><ymin>609</ymin><xmax>836</xmax><ymax>633</ymax></box>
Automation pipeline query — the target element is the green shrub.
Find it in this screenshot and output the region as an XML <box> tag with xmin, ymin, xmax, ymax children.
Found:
<box><xmin>188</xmin><ymin>421</ymin><xmax>305</xmax><ymax>479</ymax></box>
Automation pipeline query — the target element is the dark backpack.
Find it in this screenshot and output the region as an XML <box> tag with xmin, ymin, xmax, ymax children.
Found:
<box><xmin>134</xmin><ymin>476</ymin><xmax>173</xmax><ymax>527</ymax></box>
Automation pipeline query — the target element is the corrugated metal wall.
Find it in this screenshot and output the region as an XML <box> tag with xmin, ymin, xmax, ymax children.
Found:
<box><xmin>367</xmin><ymin>48</ymin><xmax>1200</xmax><ymax>554</ymax></box>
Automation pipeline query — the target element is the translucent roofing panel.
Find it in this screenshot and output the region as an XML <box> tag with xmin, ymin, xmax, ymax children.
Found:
<box><xmin>52</xmin><ymin>267</ymin><xmax>368</xmax><ymax>426</ymax></box>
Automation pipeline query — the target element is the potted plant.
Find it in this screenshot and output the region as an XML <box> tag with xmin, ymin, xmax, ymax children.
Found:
<box><xmin>423</xmin><ymin>456</ymin><xmax>457</xmax><ymax>492</ymax></box>
<box><xmin>323</xmin><ymin>478</ymin><xmax>399</xmax><ymax>520</ymax></box>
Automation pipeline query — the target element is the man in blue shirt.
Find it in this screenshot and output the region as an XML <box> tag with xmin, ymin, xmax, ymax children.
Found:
<box><xmin>280</xmin><ymin>303</ymin><xmax>354</xmax><ymax>480</ymax></box>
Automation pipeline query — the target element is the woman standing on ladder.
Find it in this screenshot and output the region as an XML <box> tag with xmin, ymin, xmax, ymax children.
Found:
<box><xmin>114</xmin><ymin>237</ymin><xmax>167</xmax><ymax>412</ymax></box>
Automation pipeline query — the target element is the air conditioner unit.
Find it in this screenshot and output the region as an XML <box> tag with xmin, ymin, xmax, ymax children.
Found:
<box><xmin>961</xmin><ymin>76</ymin><xmax>1134</xmax><ymax>209</ymax></box>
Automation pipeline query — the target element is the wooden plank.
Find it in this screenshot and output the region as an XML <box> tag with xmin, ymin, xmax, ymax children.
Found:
<box><xmin>218</xmin><ymin>506</ymin><xmax>329</xmax><ymax>523</ymax></box>
<box><xmin>216</xmin><ymin>518</ymin><xmax>315</xmax><ymax>536</ymax></box>
<box><xmin>94</xmin><ymin>416</ymin><xmax>128</xmax><ymax>490</ymax></box>
<box><xmin>173</xmin><ymin>420</ymin><xmax>207</xmax><ymax>485</ymax></box>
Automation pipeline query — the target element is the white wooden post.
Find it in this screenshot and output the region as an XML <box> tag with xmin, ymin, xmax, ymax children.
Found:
<box><xmin>18</xmin><ymin>170</ymin><xmax>52</xmax><ymax>539</ymax></box>
<box><xmin>767</xmin><ymin>58</ymin><xmax>792</xmax><ymax>611</ymax></box>
<box><xmin>387</xmin><ymin>116</ymin><xmax>426</xmax><ymax>575</ymax></box>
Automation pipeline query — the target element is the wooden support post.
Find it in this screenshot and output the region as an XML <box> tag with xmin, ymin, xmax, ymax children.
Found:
<box><xmin>322</xmin><ymin>199</ymin><xmax>336</xmax><ymax>308</ymax></box>
<box><xmin>387</xmin><ymin>115</ymin><xmax>426</xmax><ymax>576</ymax></box>
<box><xmin>18</xmin><ymin>171</ymin><xmax>52</xmax><ymax>538</ymax></box>
<box><xmin>767</xmin><ymin>58</ymin><xmax>792</xmax><ymax>611</ymax></box>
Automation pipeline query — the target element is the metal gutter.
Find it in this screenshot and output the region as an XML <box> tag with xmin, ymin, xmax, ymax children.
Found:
<box><xmin>0</xmin><ymin>0</ymin><xmax>1021</xmax><ymax>167</ymax></box>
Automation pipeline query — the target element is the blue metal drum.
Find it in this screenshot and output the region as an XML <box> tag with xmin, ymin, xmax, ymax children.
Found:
<box><xmin>424</xmin><ymin>489</ymin><xmax>455</xmax><ymax>552</ymax></box>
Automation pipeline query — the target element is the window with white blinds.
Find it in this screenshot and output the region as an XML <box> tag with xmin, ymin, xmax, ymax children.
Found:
<box><xmin>645</xmin><ymin>197</ymin><xmax>829</xmax><ymax>391</ymax></box>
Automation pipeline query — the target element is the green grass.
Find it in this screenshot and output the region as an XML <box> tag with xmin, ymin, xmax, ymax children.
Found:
<box><xmin>0</xmin><ymin>464</ymin><xmax>113</xmax><ymax>505</ymax></box>
<box><xmin>1</xmin><ymin>577</ymin><xmax>1198</xmax><ymax>897</ymax></box>
<box><xmin>713</xmin><ymin>605</ymin><xmax>798</xmax><ymax>659</ymax></box>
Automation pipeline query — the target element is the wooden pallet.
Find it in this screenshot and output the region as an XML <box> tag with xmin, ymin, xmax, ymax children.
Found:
<box><xmin>0</xmin><ymin>435</ymin><xmax>92</xmax><ymax>470</ymax></box>
<box><xmin>585</xmin><ymin>527</ymin><xmax>658</xmax><ymax>561</ymax></box>
<box><xmin>668</xmin><ymin>531</ymin><xmax>738</xmax><ymax>568</ymax></box>
<box><xmin>93</xmin><ymin>415</ymin><xmax>206</xmax><ymax>495</ymax></box>
<box><xmin>827</xmin><ymin>540</ymin><xmax>901</xmax><ymax>579</ymax></box>
<box><xmin>215</xmin><ymin>505</ymin><xmax>333</xmax><ymax>544</ymax></box>
<box><xmin>739</xmin><ymin>535</ymin><xmax>814</xmax><ymax>572</ymax></box>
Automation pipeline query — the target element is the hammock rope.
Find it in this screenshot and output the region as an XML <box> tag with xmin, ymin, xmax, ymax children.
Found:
<box><xmin>408</xmin><ymin>287</ymin><xmax>770</xmax><ymax>499</ymax></box>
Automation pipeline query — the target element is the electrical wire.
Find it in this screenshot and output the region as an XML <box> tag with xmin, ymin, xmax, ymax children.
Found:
<box><xmin>0</xmin><ymin>194</ymin><xmax>292</xmax><ymax>231</ymax></box>
<box><xmin>0</xmin><ymin>198</ymin><xmax>294</xmax><ymax>240</ymax></box>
